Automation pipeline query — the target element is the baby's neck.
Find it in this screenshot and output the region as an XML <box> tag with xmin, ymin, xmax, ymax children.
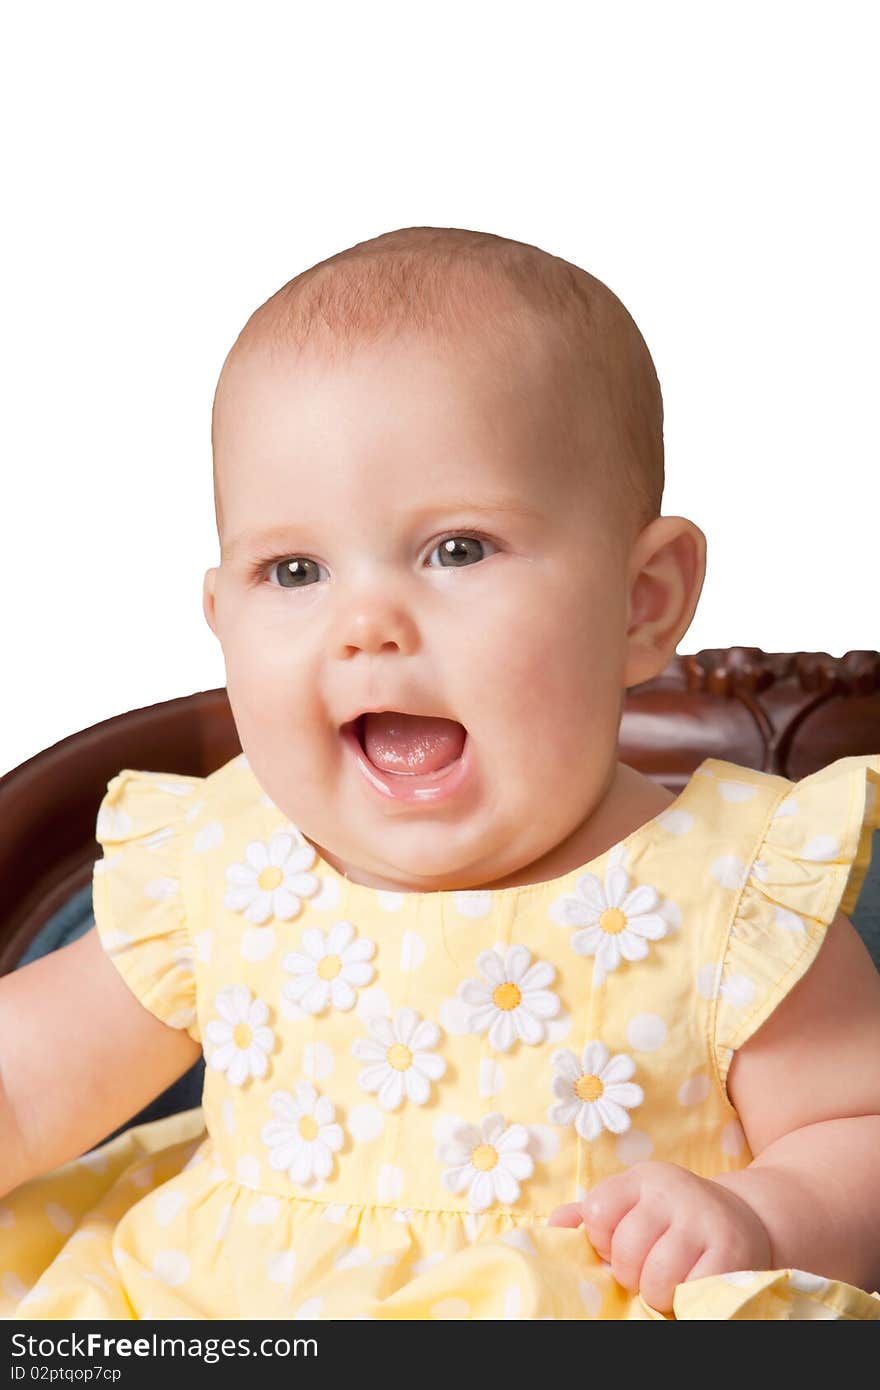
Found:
<box><xmin>477</xmin><ymin>761</ymin><xmax>676</xmax><ymax>891</ymax></box>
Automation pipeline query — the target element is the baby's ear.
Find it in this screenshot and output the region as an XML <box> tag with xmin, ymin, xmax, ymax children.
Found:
<box><xmin>202</xmin><ymin>567</ymin><xmax>219</xmax><ymax>636</ymax></box>
<box><xmin>622</xmin><ymin>516</ymin><xmax>707</xmax><ymax>689</ymax></box>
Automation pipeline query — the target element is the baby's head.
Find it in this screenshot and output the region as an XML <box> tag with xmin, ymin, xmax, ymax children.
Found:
<box><xmin>204</xmin><ymin>227</ymin><xmax>706</xmax><ymax>892</ymax></box>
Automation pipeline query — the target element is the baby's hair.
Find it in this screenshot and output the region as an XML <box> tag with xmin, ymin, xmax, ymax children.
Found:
<box><xmin>211</xmin><ymin>226</ymin><xmax>664</xmax><ymax>543</ymax></box>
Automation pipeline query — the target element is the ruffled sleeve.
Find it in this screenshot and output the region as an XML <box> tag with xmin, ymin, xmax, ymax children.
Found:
<box><xmin>713</xmin><ymin>754</ymin><xmax>880</xmax><ymax>1092</ymax></box>
<box><xmin>91</xmin><ymin>769</ymin><xmax>204</xmax><ymax>1044</ymax></box>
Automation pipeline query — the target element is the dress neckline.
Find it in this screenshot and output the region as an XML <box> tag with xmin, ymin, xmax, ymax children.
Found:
<box><xmin>271</xmin><ymin>757</ymin><xmax>713</xmax><ymax>909</ymax></box>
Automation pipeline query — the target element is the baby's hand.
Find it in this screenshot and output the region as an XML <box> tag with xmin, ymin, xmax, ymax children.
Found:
<box><xmin>548</xmin><ymin>1160</ymin><xmax>772</xmax><ymax>1313</ymax></box>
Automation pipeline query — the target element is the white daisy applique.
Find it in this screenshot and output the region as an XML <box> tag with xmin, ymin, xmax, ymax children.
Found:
<box><xmin>555</xmin><ymin>866</ymin><xmax>668</xmax><ymax>985</ymax></box>
<box><xmin>549</xmin><ymin>1042</ymin><xmax>643</xmax><ymax>1139</ymax></box>
<box><xmin>224</xmin><ymin>831</ymin><xmax>321</xmax><ymax>924</ymax></box>
<box><xmin>352</xmin><ymin>1008</ymin><xmax>446</xmax><ymax>1110</ymax></box>
<box><xmin>438</xmin><ymin>1112</ymin><xmax>534</xmax><ymax>1211</ymax></box>
<box><xmin>282</xmin><ymin>921</ymin><xmax>376</xmax><ymax>1014</ymax></box>
<box><xmin>456</xmin><ymin>945</ymin><xmax>560</xmax><ymax>1052</ymax></box>
<box><xmin>261</xmin><ymin>1082</ymin><xmax>344</xmax><ymax>1186</ymax></box>
<box><xmin>206</xmin><ymin>985</ymin><xmax>276</xmax><ymax>1087</ymax></box>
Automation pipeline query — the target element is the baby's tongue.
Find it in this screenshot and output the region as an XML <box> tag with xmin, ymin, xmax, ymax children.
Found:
<box><xmin>362</xmin><ymin>712</ymin><xmax>466</xmax><ymax>775</ymax></box>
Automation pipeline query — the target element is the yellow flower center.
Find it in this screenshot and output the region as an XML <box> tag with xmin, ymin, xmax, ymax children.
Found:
<box><xmin>387</xmin><ymin>1043</ymin><xmax>413</xmax><ymax>1072</ymax></box>
<box><xmin>299</xmin><ymin>1116</ymin><xmax>319</xmax><ymax>1142</ymax></box>
<box><xmin>471</xmin><ymin>1144</ymin><xmax>499</xmax><ymax>1171</ymax></box>
<box><xmin>258</xmin><ymin>866</ymin><xmax>284</xmax><ymax>891</ymax></box>
<box><xmin>233</xmin><ymin>1023</ymin><xmax>252</xmax><ymax>1049</ymax></box>
<box><xmin>317</xmin><ymin>954</ymin><xmax>342</xmax><ymax>980</ymax></box>
<box><xmin>492</xmin><ymin>982</ymin><xmax>522</xmax><ymax>1011</ymax></box>
<box><xmin>576</xmin><ymin>1073</ymin><xmax>604</xmax><ymax>1102</ymax></box>
<box><xmin>599</xmin><ymin>907</ymin><xmax>627</xmax><ymax>935</ymax></box>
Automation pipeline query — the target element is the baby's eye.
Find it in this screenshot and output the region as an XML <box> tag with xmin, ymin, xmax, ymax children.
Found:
<box><xmin>426</xmin><ymin>534</ymin><xmax>498</xmax><ymax>568</ymax></box>
<box><xmin>262</xmin><ymin>557</ymin><xmax>327</xmax><ymax>589</ymax></box>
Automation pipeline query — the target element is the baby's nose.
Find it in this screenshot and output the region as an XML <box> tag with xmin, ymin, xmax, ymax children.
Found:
<box><xmin>333</xmin><ymin>602</ymin><xmax>419</xmax><ymax>659</ymax></box>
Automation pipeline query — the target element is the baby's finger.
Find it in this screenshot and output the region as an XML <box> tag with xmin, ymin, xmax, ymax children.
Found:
<box><xmin>609</xmin><ymin>1203</ymin><xmax>671</xmax><ymax>1294</ymax></box>
<box><xmin>636</xmin><ymin>1228</ymin><xmax>706</xmax><ymax>1314</ymax></box>
<box><xmin>683</xmin><ymin>1249</ymin><xmax>753</xmax><ymax>1285</ymax></box>
<box><xmin>547</xmin><ymin>1202</ymin><xmax>585</xmax><ymax>1228</ymax></box>
<box><xmin>579</xmin><ymin>1171</ymin><xmax>642</xmax><ymax>1261</ymax></box>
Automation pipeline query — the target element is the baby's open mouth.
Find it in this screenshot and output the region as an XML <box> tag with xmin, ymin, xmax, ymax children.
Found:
<box><xmin>343</xmin><ymin>711</ymin><xmax>467</xmax><ymax>777</ymax></box>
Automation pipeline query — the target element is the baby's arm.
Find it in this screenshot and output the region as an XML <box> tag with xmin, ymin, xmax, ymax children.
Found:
<box><xmin>0</xmin><ymin>926</ymin><xmax>202</xmax><ymax>1198</ymax></box>
<box><xmin>710</xmin><ymin>908</ymin><xmax>880</xmax><ymax>1282</ymax></box>
<box><xmin>549</xmin><ymin>910</ymin><xmax>880</xmax><ymax>1307</ymax></box>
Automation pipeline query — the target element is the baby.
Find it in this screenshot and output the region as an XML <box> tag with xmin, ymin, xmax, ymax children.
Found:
<box><xmin>2</xmin><ymin>226</ymin><xmax>879</xmax><ymax>1321</ymax></box>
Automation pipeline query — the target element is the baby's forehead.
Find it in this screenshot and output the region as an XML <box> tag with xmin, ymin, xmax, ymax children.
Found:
<box><xmin>213</xmin><ymin>290</ymin><xmax>658</xmax><ymax>543</ymax></box>
<box><xmin>218</xmin><ymin>323</ymin><xmax>605</xmax><ymax>491</ymax></box>
<box><xmin>217</xmin><ymin>312</ymin><xmax>606</xmax><ymax>449</ymax></box>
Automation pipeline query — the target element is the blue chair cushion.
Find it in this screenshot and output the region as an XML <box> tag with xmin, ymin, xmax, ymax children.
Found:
<box><xmin>855</xmin><ymin>830</ymin><xmax>880</xmax><ymax>970</ymax></box>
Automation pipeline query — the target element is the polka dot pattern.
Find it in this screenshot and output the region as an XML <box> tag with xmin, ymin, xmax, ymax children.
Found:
<box><xmin>193</xmin><ymin>821</ymin><xmax>224</xmax><ymax>854</ymax></box>
<box><xmin>718</xmin><ymin>781</ymin><xmax>758</xmax><ymax>804</ymax></box>
<box><xmin>234</xmin><ymin>1156</ymin><xmax>261</xmax><ymax>1189</ymax></box>
<box><xmin>194</xmin><ymin>930</ymin><xmax>215</xmax><ymax>963</ymax></box>
<box><xmin>240</xmin><ymin>926</ymin><xmax>276</xmax><ymax>962</ymax></box>
<box><xmin>478</xmin><ymin>1058</ymin><xmax>503</xmax><ymax>1097</ymax></box>
<box><xmin>615</xmin><ymin>1128</ymin><xmax>654</xmax><ymax>1166</ymax></box>
<box><xmin>335</xmin><ymin>1246</ymin><xmax>371</xmax><ymax>1270</ymax></box>
<box><xmin>626</xmin><ymin>1013</ymin><xmax>668</xmax><ymax>1052</ymax></box>
<box><xmin>431</xmin><ymin>1297</ymin><xmax>470</xmax><ymax>1319</ymax></box>
<box><xmin>153</xmin><ymin>1192</ymin><xmax>186</xmax><ymax>1227</ymax></box>
<box><xmin>347</xmin><ymin>1104</ymin><xmax>385</xmax><ymax>1143</ymax></box>
<box><xmin>677</xmin><ymin>1074</ymin><xmax>711</xmax><ymax>1106</ymax></box>
<box><xmin>376</xmin><ymin>1164</ymin><xmax>405</xmax><ymax>1202</ymax></box>
<box><xmin>214</xmin><ymin>1205</ymin><xmax>233</xmax><ymax>1242</ymax></box>
<box><xmin>452</xmin><ymin>891</ymin><xmax>492</xmax><ymax>918</ymax></box>
<box><xmin>400</xmin><ymin>931</ymin><xmax>426</xmax><ymax>971</ymax></box>
<box><xmin>267</xmin><ymin>1251</ymin><xmax>296</xmax><ymax>1285</ymax></box>
<box><xmin>803</xmin><ymin>835</ymin><xmax>840</xmax><ymax>861</ymax></box>
<box><xmin>578</xmin><ymin>1279</ymin><xmax>603</xmax><ymax>1317</ymax></box>
<box><xmin>45</xmin><ymin>1203</ymin><xmax>75</xmax><ymax>1235</ymax></box>
<box><xmin>152</xmin><ymin>1250</ymin><xmax>191</xmax><ymax>1287</ymax></box>
<box><xmin>377</xmin><ymin>891</ymin><xmax>407</xmax><ymax>913</ymax></box>
<box><xmin>355</xmin><ymin>987</ymin><xmax>392</xmax><ymax>1024</ymax></box>
<box><xmin>303</xmin><ymin>1041</ymin><xmax>335</xmax><ymax>1080</ymax></box>
<box><xmin>247</xmin><ymin>1196</ymin><xmax>280</xmax><ymax>1226</ymax></box>
<box><xmin>504</xmin><ymin>1284</ymin><xmax>522</xmax><ymax>1318</ymax></box>
<box><xmin>720</xmin><ymin>1120</ymin><xmax>746</xmax><ymax>1157</ymax></box>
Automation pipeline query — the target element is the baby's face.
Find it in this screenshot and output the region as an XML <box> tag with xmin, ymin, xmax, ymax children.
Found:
<box><xmin>204</xmin><ymin>329</ymin><xmax>640</xmax><ymax>892</ymax></box>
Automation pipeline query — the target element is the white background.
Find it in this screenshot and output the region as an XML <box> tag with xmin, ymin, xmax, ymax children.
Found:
<box><xmin>2</xmin><ymin>0</ymin><xmax>878</xmax><ymax>775</ymax></box>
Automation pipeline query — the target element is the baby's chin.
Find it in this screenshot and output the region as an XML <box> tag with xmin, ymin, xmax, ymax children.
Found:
<box><xmin>242</xmin><ymin>752</ymin><xmax>529</xmax><ymax>891</ymax></box>
<box><xmin>311</xmin><ymin>825</ymin><xmax>518</xmax><ymax>895</ymax></box>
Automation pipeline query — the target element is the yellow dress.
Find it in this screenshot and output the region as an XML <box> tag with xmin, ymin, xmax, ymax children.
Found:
<box><xmin>2</xmin><ymin>752</ymin><xmax>879</xmax><ymax>1321</ymax></box>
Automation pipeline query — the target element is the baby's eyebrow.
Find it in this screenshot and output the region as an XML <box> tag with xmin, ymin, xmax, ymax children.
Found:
<box><xmin>223</xmin><ymin>498</ymin><xmax>543</xmax><ymax>560</ymax></box>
